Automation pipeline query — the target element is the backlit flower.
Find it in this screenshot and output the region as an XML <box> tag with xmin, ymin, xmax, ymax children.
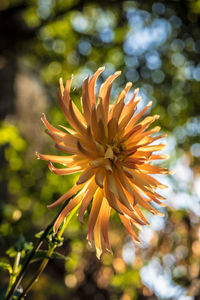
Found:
<box><xmin>37</xmin><ymin>67</ymin><xmax>171</xmax><ymax>258</ymax></box>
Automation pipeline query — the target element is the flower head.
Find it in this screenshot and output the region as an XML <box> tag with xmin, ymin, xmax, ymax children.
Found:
<box><xmin>37</xmin><ymin>67</ymin><xmax>171</xmax><ymax>258</ymax></box>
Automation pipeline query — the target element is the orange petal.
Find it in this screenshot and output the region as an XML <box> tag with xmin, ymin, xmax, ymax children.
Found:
<box><xmin>48</xmin><ymin>161</ymin><xmax>83</xmax><ymax>175</ymax></box>
<box><xmin>149</xmin><ymin>154</ymin><xmax>169</xmax><ymax>160</ymax></box>
<box><xmin>107</xmin><ymin>118</ymin><xmax>118</xmax><ymax>141</ymax></box>
<box><xmin>134</xmin><ymin>204</ymin><xmax>150</xmax><ymax>225</ymax></box>
<box><xmin>93</xmin><ymin>213</ymin><xmax>103</xmax><ymax>259</ymax></box>
<box><xmin>116</xmin><ymin>198</ymin><xmax>146</xmax><ymax>225</ymax></box>
<box><xmin>55</xmin><ymin>143</ymin><xmax>79</xmax><ymax>155</ymax></box>
<box><xmin>76</xmin><ymin>166</ymin><xmax>95</xmax><ymax>184</ymax></box>
<box><xmin>77</xmin><ymin>139</ymin><xmax>96</xmax><ymax>158</ymax></box>
<box><xmin>119</xmin><ymin>215</ymin><xmax>140</xmax><ymax>243</ymax></box>
<box><xmin>96</xmin><ymin>97</ymin><xmax>106</xmax><ymax>127</ymax></box>
<box><xmin>41</xmin><ymin>114</ymin><xmax>65</xmax><ymax>137</ymax></box>
<box><xmin>139</xmin><ymin>164</ymin><xmax>170</xmax><ymax>174</ymax></box>
<box><xmin>59</xmin><ymin>77</ymin><xmax>64</xmax><ymax>96</ymax></box>
<box><xmin>115</xmin><ymin>167</ymin><xmax>136</xmax><ymax>199</ymax></box>
<box><xmin>81</xmin><ymin>76</ymin><xmax>91</xmax><ymax>123</ymax></box>
<box><xmin>88</xmin><ymin>66</ymin><xmax>105</xmax><ymax>106</ymax></box>
<box><xmin>63</xmin><ymin>77</ymin><xmax>72</xmax><ymax>106</ymax></box>
<box><xmin>57</xmin><ymin>91</ymin><xmax>73</xmax><ymax>124</ymax></box>
<box><xmin>47</xmin><ymin>184</ymin><xmax>84</xmax><ymax>209</ymax></box>
<box><xmin>78</xmin><ymin>181</ymin><xmax>98</xmax><ymax>224</ymax></box>
<box><xmin>104</xmin><ymin>177</ymin><xmax>123</xmax><ymax>214</ymax></box>
<box><xmin>87</xmin><ymin>188</ymin><xmax>103</xmax><ymax>244</ymax></box>
<box><xmin>131</xmin><ymin>184</ymin><xmax>164</xmax><ymax>216</ymax></box>
<box><xmin>107</xmin><ymin>172</ymin><xmax>119</xmax><ymax>198</ymax></box>
<box><xmin>36</xmin><ymin>153</ymin><xmax>76</xmax><ymax>165</ymax></box>
<box><xmin>100</xmin><ymin>198</ymin><xmax>112</xmax><ymax>252</ymax></box>
<box><xmin>134</xmin><ymin>171</ymin><xmax>168</xmax><ymax>189</ymax></box>
<box><xmin>115</xmin><ymin>176</ymin><xmax>134</xmax><ymax>212</ymax></box>
<box><xmin>95</xmin><ymin>168</ymin><xmax>105</xmax><ymax>188</ymax></box>
<box><xmin>45</xmin><ymin>129</ymin><xmax>77</xmax><ymax>146</ymax></box>
<box><xmin>125</xmin><ymin>101</ymin><xmax>152</xmax><ymax>133</ymax></box>
<box><xmin>138</xmin><ymin>144</ymin><xmax>166</xmax><ymax>152</ymax></box>
<box><xmin>109</xmin><ymin>95</ymin><xmax>125</xmax><ymax>123</ymax></box>
<box><xmin>99</xmin><ymin>71</ymin><xmax>121</xmax><ymax>122</ymax></box>
<box><xmin>53</xmin><ymin>196</ymin><xmax>81</xmax><ymax>233</ymax></box>
<box><xmin>68</xmin><ymin>99</ymin><xmax>87</xmax><ymax>136</ymax></box>
<box><xmin>119</xmin><ymin>87</ymin><xmax>140</xmax><ymax>121</ymax></box>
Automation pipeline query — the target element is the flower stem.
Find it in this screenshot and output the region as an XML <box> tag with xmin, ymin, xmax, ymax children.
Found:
<box><xmin>17</xmin><ymin>204</ymin><xmax>80</xmax><ymax>299</ymax></box>
<box><xmin>5</xmin><ymin>252</ymin><xmax>21</xmax><ymax>297</ymax></box>
<box><xmin>5</xmin><ymin>198</ymin><xmax>73</xmax><ymax>300</ymax></box>
<box><xmin>18</xmin><ymin>244</ymin><xmax>56</xmax><ymax>299</ymax></box>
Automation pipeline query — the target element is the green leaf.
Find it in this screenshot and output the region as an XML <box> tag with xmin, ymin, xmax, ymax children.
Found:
<box><xmin>35</xmin><ymin>230</ymin><xmax>44</xmax><ymax>239</ymax></box>
<box><xmin>6</xmin><ymin>246</ymin><xmax>17</xmax><ymax>258</ymax></box>
<box><xmin>0</xmin><ymin>261</ymin><xmax>12</xmax><ymax>274</ymax></box>
<box><xmin>51</xmin><ymin>251</ymin><xmax>69</xmax><ymax>261</ymax></box>
<box><xmin>6</xmin><ymin>236</ymin><xmax>33</xmax><ymax>259</ymax></box>
<box><xmin>30</xmin><ymin>250</ymin><xmax>69</xmax><ymax>263</ymax></box>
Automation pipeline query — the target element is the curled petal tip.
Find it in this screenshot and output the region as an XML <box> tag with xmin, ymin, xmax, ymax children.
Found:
<box><xmin>47</xmin><ymin>204</ymin><xmax>53</xmax><ymax>210</ymax></box>
<box><xmin>106</xmin><ymin>248</ymin><xmax>113</xmax><ymax>255</ymax></box>
<box><xmin>78</xmin><ymin>214</ymin><xmax>84</xmax><ymax>224</ymax></box>
<box><xmin>169</xmin><ymin>170</ymin><xmax>175</xmax><ymax>175</ymax></box>
<box><xmin>96</xmin><ymin>248</ymin><xmax>102</xmax><ymax>260</ymax></box>
<box><xmin>126</xmin><ymin>82</ymin><xmax>133</xmax><ymax>88</ymax></box>
<box><xmin>115</xmin><ymin>70</ymin><xmax>122</xmax><ymax>75</ymax></box>
<box><xmin>135</xmin><ymin>240</ymin><xmax>141</xmax><ymax>244</ymax></box>
<box><xmin>148</xmin><ymin>101</ymin><xmax>153</xmax><ymax>106</ymax></box>
<box><xmin>53</xmin><ymin>224</ymin><xmax>58</xmax><ymax>234</ymax></box>
<box><xmin>41</xmin><ymin>113</ymin><xmax>46</xmax><ymax>120</ymax></box>
<box><xmin>157</xmin><ymin>212</ymin><xmax>165</xmax><ymax>217</ymax></box>
<box><xmin>135</xmin><ymin>96</ymin><xmax>142</xmax><ymax>102</ymax></box>
<box><xmin>98</xmin><ymin>66</ymin><xmax>105</xmax><ymax>71</ymax></box>
<box><xmin>87</xmin><ymin>239</ymin><xmax>92</xmax><ymax>248</ymax></box>
<box><xmin>35</xmin><ymin>152</ymin><xmax>40</xmax><ymax>159</ymax></box>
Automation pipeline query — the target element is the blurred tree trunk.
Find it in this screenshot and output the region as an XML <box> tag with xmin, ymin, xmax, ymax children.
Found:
<box><xmin>0</xmin><ymin>3</ymin><xmax>34</xmax><ymax>119</ymax></box>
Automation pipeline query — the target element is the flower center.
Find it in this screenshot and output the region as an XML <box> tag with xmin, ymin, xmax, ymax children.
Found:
<box><xmin>104</xmin><ymin>144</ymin><xmax>125</xmax><ymax>162</ymax></box>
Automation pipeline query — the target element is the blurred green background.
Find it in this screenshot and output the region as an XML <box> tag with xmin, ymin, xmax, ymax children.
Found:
<box><xmin>0</xmin><ymin>0</ymin><xmax>200</xmax><ymax>299</ymax></box>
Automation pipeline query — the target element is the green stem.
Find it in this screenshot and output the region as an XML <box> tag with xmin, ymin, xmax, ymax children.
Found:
<box><xmin>18</xmin><ymin>204</ymin><xmax>80</xmax><ymax>299</ymax></box>
<box><xmin>5</xmin><ymin>252</ymin><xmax>21</xmax><ymax>297</ymax></box>
<box><xmin>5</xmin><ymin>198</ymin><xmax>73</xmax><ymax>300</ymax></box>
<box><xmin>18</xmin><ymin>244</ymin><xmax>56</xmax><ymax>299</ymax></box>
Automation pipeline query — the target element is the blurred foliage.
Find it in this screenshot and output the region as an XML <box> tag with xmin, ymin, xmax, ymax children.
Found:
<box><xmin>1</xmin><ymin>0</ymin><xmax>200</xmax><ymax>299</ymax></box>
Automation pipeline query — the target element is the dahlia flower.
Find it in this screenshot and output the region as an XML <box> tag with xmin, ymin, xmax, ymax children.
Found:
<box><xmin>37</xmin><ymin>67</ymin><xmax>171</xmax><ymax>258</ymax></box>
